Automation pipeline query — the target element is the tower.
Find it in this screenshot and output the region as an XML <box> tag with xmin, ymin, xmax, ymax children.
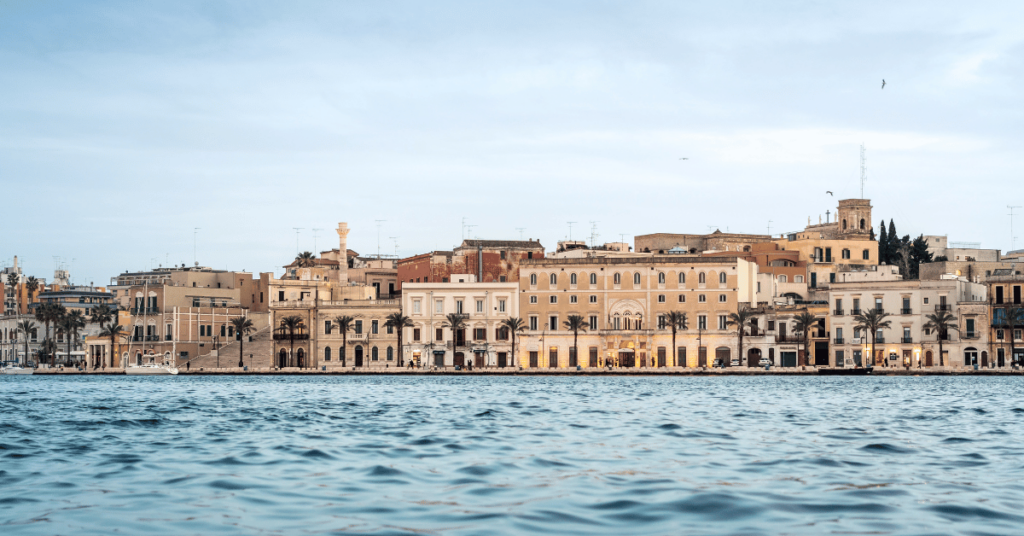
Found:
<box><xmin>336</xmin><ymin>223</ymin><xmax>350</xmax><ymax>285</ymax></box>
<box><xmin>837</xmin><ymin>199</ymin><xmax>873</xmax><ymax>239</ymax></box>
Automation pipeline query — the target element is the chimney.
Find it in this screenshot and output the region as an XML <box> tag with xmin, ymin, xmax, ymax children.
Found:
<box><xmin>336</xmin><ymin>223</ymin><xmax>350</xmax><ymax>286</ymax></box>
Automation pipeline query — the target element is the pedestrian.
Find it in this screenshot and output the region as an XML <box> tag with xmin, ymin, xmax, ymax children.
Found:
<box><xmin>186</xmin><ymin>361</ymin><xmax>190</xmax><ymax>371</ymax></box>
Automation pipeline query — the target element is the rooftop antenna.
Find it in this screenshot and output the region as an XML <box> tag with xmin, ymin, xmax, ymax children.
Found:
<box><xmin>292</xmin><ymin>228</ymin><xmax>303</xmax><ymax>255</ymax></box>
<box><xmin>567</xmin><ymin>221</ymin><xmax>577</xmax><ymax>241</ymax></box>
<box><xmin>706</xmin><ymin>225</ymin><xmax>718</xmax><ymax>233</ymax></box>
<box><xmin>312</xmin><ymin>228</ymin><xmax>324</xmax><ymax>254</ymax></box>
<box><xmin>466</xmin><ymin>224</ymin><xmax>477</xmax><ymax>240</ymax></box>
<box><xmin>462</xmin><ymin>217</ymin><xmax>468</xmax><ymax>241</ymax></box>
<box><xmin>375</xmin><ymin>220</ymin><xmax>386</xmax><ymax>258</ymax></box>
<box><xmin>767</xmin><ymin>220</ymin><xmax>773</xmax><ymax>236</ymax></box>
<box><xmin>516</xmin><ymin>228</ymin><xmax>526</xmax><ymax>240</ymax></box>
<box><xmin>193</xmin><ymin>228</ymin><xmax>201</xmax><ymax>265</ymax></box>
<box><xmin>589</xmin><ymin>221</ymin><xmax>600</xmax><ymax>247</ymax></box>
<box><xmin>1010</xmin><ymin>206</ymin><xmax>1022</xmax><ymax>251</ymax></box>
<box><xmin>860</xmin><ymin>143</ymin><xmax>866</xmax><ymax>199</ymax></box>
<box><xmin>390</xmin><ymin>237</ymin><xmax>399</xmax><ymax>258</ymax></box>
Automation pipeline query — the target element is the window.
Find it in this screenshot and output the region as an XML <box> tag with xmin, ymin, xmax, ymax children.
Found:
<box><xmin>498</xmin><ymin>299</ymin><xmax>506</xmax><ymax>312</ymax></box>
<box><xmin>530</xmin><ymin>296</ymin><xmax>538</xmax><ymax>304</ymax></box>
<box><xmin>570</xmin><ymin>273</ymin><xmax>577</xmax><ymax>285</ymax></box>
<box><xmin>413</xmin><ymin>300</ymin><xmax>421</xmax><ymax>314</ymax></box>
<box><xmin>387</xmin><ymin>347</ymin><xmax>394</xmax><ymax>361</ymax></box>
<box><xmin>387</xmin><ymin>323</ymin><xmax>393</xmax><ymax>334</ymax></box>
<box><xmin>875</xmin><ymin>298</ymin><xmax>883</xmax><ymax>311</ymax></box>
<box><xmin>633</xmin><ymin>273</ymin><xmax>640</xmax><ymax>285</ymax></box>
<box><xmin>476</xmin><ymin>300</ymin><xmax>483</xmax><ymax>313</ymax></box>
<box><xmin>678</xmin><ymin>295</ymin><xmax>685</xmax><ymax>303</ymax></box>
<box><xmin>497</xmin><ymin>327</ymin><xmax>509</xmax><ymax>340</ymax></box>
<box><xmin>589</xmin><ymin>315</ymin><xmax>598</xmax><ymax>330</ymax></box>
<box><xmin>435</xmin><ymin>300</ymin><xmax>443</xmax><ymax>314</ymax></box>
<box><xmin>278</xmin><ymin>291</ymin><xmax>285</xmax><ymax>301</ymax></box>
<box><xmin>324</xmin><ymin>347</ymin><xmax>331</xmax><ymax>361</ymax></box>
<box><xmin>768</xmin><ymin>320</ymin><xmax>775</xmax><ymax>331</ymax></box>
<box><xmin>550</xmin><ymin>273</ymin><xmax>557</xmax><ymax>286</ymax></box>
<box><xmin>474</xmin><ymin>328</ymin><xmax>486</xmax><ymax>341</ymax></box>
<box><xmin>589</xmin><ymin>295</ymin><xmax>597</xmax><ymax>303</ymax></box>
<box><xmin>325</xmin><ymin>321</ymin><xmax>332</xmax><ymax>335</ymax></box>
<box><xmin>590</xmin><ymin>273</ymin><xmax>597</xmax><ymax>285</ymax></box>
<box><xmin>371</xmin><ymin>347</ymin><xmax>379</xmax><ymax>361</ymax></box>
<box><xmin>698</xmin><ymin>315</ymin><xmax>707</xmax><ymax>330</ymax></box>
<box><xmin>549</xmin><ymin>295</ymin><xmax>557</xmax><ymax>304</ymax></box>
<box><xmin>699</xmin><ymin>272</ymin><xmax>706</xmax><ymax>285</ymax></box>
<box><xmin>413</xmin><ymin>328</ymin><xmax>421</xmax><ymax>341</ymax></box>
<box><xmin>679</xmin><ymin>273</ymin><xmax>685</xmax><ymax>284</ymax></box>
<box><xmin>778</xmin><ymin>275</ymin><xmax>788</xmax><ymax>283</ymax></box>
<box><xmin>371</xmin><ymin>320</ymin><xmax>379</xmax><ymax>335</ymax></box>
<box><xmin>842</xmin><ymin>249</ymin><xmax>850</xmax><ymax>260</ymax></box>
<box><xmin>862</xmin><ymin>249</ymin><xmax>870</xmax><ymax>260</ymax></box>
<box><xmin>221</xmin><ymin>325</ymin><xmax>226</xmax><ymax>337</ymax></box>
<box><xmin>658</xmin><ymin>273</ymin><xmax>665</xmax><ymax>284</ymax></box>
<box><xmin>570</xmin><ymin>295</ymin><xmax>578</xmax><ymax>304</ymax></box>
<box><xmin>997</xmin><ymin>329</ymin><xmax>1004</xmax><ymax>340</ymax></box>
<box><xmin>719</xmin><ymin>294</ymin><xmax>727</xmax><ymax>303</ymax></box>
<box><xmin>795</xmin><ymin>275</ymin><xmax>804</xmax><ymax>283</ymax></box>
<box><xmin>923</xmin><ymin>297</ymin><xmax>929</xmax><ymax>304</ymax></box>
<box><xmin>719</xmin><ymin>272</ymin><xmax>726</xmax><ymax>284</ymax></box>
<box><xmin>530</xmin><ymin>274</ymin><xmax>537</xmax><ymax>286</ymax></box>
<box><xmin>529</xmin><ymin>316</ymin><xmax>538</xmax><ymax>330</ymax></box>
<box><xmin>500</xmin><ymin>251</ymin><xmax>506</xmax><ymax>260</ymax></box>
<box><xmin>614</xmin><ymin>273</ymin><xmax>621</xmax><ymax>285</ymax></box>
<box><xmin>699</xmin><ymin>294</ymin><xmax>706</xmax><ymax>303</ymax></box>
<box><xmin>549</xmin><ymin>316</ymin><xmax>558</xmax><ymax>330</ymax></box>
<box><xmin>718</xmin><ymin>315</ymin><xmax>728</xmax><ymax>330</ymax></box>
<box><xmin>658</xmin><ymin>315</ymin><xmax>666</xmax><ymax>329</ymax></box>
<box><xmin>456</xmin><ymin>300</ymin><xmax>464</xmax><ymax>314</ymax></box>
<box><xmin>355</xmin><ymin>320</ymin><xmax>362</xmax><ymax>334</ymax></box>
<box><xmin>658</xmin><ymin>294</ymin><xmax>666</xmax><ymax>303</ymax></box>
<box><xmin>436</xmin><ymin>327</ymin><xmax>443</xmax><ymax>340</ymax></box>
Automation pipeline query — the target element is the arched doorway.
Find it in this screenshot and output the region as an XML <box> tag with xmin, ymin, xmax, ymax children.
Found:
<box><xmin>454</xmin><ymin>352</ymin><xmax>465</xmax><ymax>368</ymax></box>
<box><xmin>278</xmin><ymin>348</ymin><xmax>287</xmax><ymax>368</ymax></box>
<box><xmin>748</xmin><ymin>348</ymin><xmax>761</xmax><ymax>367</ymax></box>
<box><xmin>136</xmin><ymin>352</ymin><xmax>142</xmax><ymax>366</ymax></box>
<box><xmin>618</xmin><ymin>349</ymin><xmax>635</xmax><ymax>367</ymax></box>
<box><xmin>716</xmin><ymin>347</ymin><xmax>731</xmax><ymax>367</ymax></box>
<box><xmin>964</xmin><ymin>347</ymin><xmax>978</xmax><ymax>367</ymax></box>
<box><xmin>925</xmin><ymin>350</ymin><xmax>933</xmax><ymax>367</ymax></box>
<box><xmin>296</xmin><ymin>348</ymin><xmax>305</xmax><ymax>368</ymax></box>
<box><xmin>981</xmin><ymin>351</ymin><xmax>988</xmax><ymax>368</ymax></box>
<box><xmin>354</xmin><ymin>346</ymin><xmax>364</xmax><ymax>367</ymax></box>
<box><xmin>998</xmin><ymin>348</ymin><xmax>1005</xmax><ymax>367</ymax></box>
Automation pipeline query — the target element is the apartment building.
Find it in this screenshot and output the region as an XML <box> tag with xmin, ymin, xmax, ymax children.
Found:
<box><xmin>988</xmin><ymin>271</ymin><xmax>1024</xmax><ymax>366</ymax></box>
<box><xmin>397</xmin><ymin>239</ymin><xmax>544</xmax><ymax>290</ymax></box>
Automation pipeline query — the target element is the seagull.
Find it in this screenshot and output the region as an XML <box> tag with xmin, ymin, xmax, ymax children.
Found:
<box><xmin>881</xmin><ymin>79</ymin><xmax>886</xmax><ymax>89</ymax></box>
<box><xmin>679</xmin><ymin>157</ymin><xmax>689</xmax><ymax>160</ymax></box>
<box><xmin>826</xmin><ymin>191</ymin><xmax>833</xmax><ymax>196</ymax></box>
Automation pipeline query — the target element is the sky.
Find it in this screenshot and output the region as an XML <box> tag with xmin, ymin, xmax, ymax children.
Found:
<box><xmin>2</xmin><ymin>1</ymin><xmax>1023</xmax><ymax>286</ymax></box>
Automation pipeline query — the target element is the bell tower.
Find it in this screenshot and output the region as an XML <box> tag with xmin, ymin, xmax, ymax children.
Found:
<box><xmin>837</xmin><ymin>199</ymin><xmax>872</xmax><ymax>239</ymax></box>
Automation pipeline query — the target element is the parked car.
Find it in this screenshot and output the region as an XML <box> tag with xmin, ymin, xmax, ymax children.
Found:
<box><xmin>730</xmin><ymin>358</ymin><xmax>740</xmax><ymax>367</ymax></box>
<box><xmin>711</xmin><ymin>358</ymin><xmax>724</xmax><ymax>368</ymax></box>
<box><xmin>758</xmin><ymin>357</ymin><xmax>771</xmax><ymax>367</ymax></box>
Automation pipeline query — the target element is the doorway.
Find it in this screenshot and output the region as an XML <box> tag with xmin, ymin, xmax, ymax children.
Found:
<box><xmin>454</xmin><ymin>352</ymin><xmax>465</xmax><ymax>368</ymax></box>
<box><xmin>296</xmin><ymin>348</ymin><xmax>305</xmax><ymax>368</ymax></box>
<box><xmin>474</xmin><ymin>352</ymin><xmax>485</xmax><ymax>368</ymax></box>
<box><xmin>781</xmin><ymin>351</ymin><xmax>797</xmax><ymax>368</ymax></box>
<box><xmin>497</xmin><ymin>352</ymin><xmax>507</xmax><ymax>368</ymax></box>
<box><xmin>529</xmin><ymin>351</ymin><xmax>538</xmax><ymax>368</ymax></box>
<box><xmin>355</xmin><ymin>346</ymin><xmax>364</xmax><ymax>367</ymax></box>
<box><xmin>964</xmin><ymin>348</ymin><xmax>978</xmax><ymax>366</ymax></box>
<box><xmin>278</xmin><ymin>349</ymin><xmax>287</xmax><ymax>368</ymax></box>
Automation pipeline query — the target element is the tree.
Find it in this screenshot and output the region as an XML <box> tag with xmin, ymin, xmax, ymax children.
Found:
<box><xmin>562</xmin><ymin>314</ymin><xmax>588</xmax><ymax>368</ymax></box>
<box><xmin>442</xmin><ymin>313</ymin><xmax>468</xmax><ymax>365</ymax></box>
<box><xmin>791</xmin><ymin>312</ymin><xmax>818</xmax><ymax>367</ymax></box>
<box><xmin>910</xmin><ymin>235</ymin><xmax>933</xmax><ymax>279</ymax></box>
<box><xmin>58</xmin><ymin>310</ymin><xmax>85</xmax><ymax>366</ymax></box>
<box><xmin>98</xmin><ymin>324</ymin><xmax>126</xmax><ymax>369</ymax></box>
<box><xmin>295</xmin><ymin>251</ymin><xmax>316</xmax><ymax>268</ymax></box>
<box><xmin>25</xmin><ymin>276</ymin><xmax>39</xmax><ymax>307</ymax></box>
<box><xmin>896</xmin><ymin>238</ymin><xmax>912</xmax><ymax>279</ymax></box>
<box><xmin>40</xmin><ymin>338</ymin><xmax>57</xmax><ymax>367</ymax></box>
<box><xmin>385</xmin><ymin>312</ymin><xmax>414</xmax><ymax>366</ymax></box>
<box><xmin>280</xmin><ymin>315</ymin><xmax>305</xmax><ymax>367</ymax></box>
<box><xmin>500</xmin><ymin>317</ymin><xmax>526</xmax><ymax>367</ymax></box>
<box><xmin>230</xmin><ymin>316</ymin><xmax>255</xmax><ymax>368</ymax></box>
<box><xmin>666</xmin><ymin>311</ymin><xmax>689</xmax><ymax>367</ymax></box>
<box><xmin>887</xmin><ymin>220</ymin><xmax>900</xmax><ymax>265</ymax></box>
<box><xmin>923</xmin><ymin>310</ymin><xmax>958</xmax><ymax>367</ymax></box>
<box><xmin>332</xmin><ymin>315</ymin><xmax>355</xmax><ymax>366</ymax></box>
<box><xmin>726</xmin><ymin>308</ymin><xmax>756</xmax><ymax>367</ymax></box>
<box><xmin>91</xmin><ymin>303</ymin><xmax>115</xmax><ymax>329</ymax></box>
<box><xmin>35</xmin><ymin>302</ymin><xmax>65</xmax><ymax>365</ymax></box>
<box><xmin>934</xmin><ymin>255</ymin><xmax>948</xmax><ymax>262</ymax></box>
<box><xmin>854</xmin><ymin>309</ymin><xmax>892</xmax><ymax>368</ymax></box>
<box><xmin>15</xmin><ymin>320</ymin><xmax>36</xmax><ymax>366</ymax></box>
<box><xmin>878</xmin><ymin>220</ymin><xmax>889</xmax><ymax>264</ymax></box>
<box><xmin>1003</xmin><ymin>307</ymin><xmax>1024</xmax><ymax>366</ymax></box>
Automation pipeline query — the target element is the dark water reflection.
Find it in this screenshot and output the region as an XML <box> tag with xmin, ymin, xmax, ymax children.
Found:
<box><xmin>2</xmin><ymin>376</ymin><xmax>1023</xmax><ymax>535</ymax></box>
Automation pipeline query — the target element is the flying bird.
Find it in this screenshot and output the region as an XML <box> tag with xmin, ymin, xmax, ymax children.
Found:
<box><xmin>826</xmin><ymin>191</ymin><xmax>833</xmax><ymax>196</ymax></box>
<box><xmin>881</xmin><ymin>79</ymin><xmax>886</xmax><ymax>89</ymax></box>
<box><xmin>679</xmin><ymin>157</ymin><xmax>688</xmax><ymax>160</ymax></box>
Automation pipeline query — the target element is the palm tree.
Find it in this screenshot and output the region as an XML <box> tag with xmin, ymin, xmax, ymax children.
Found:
<box><xmin>791</xmin><ymin>312</ymin><xmax>818</xmax><ymax>367</ymax></box>
<box><xmin>665</xmin><ymin>311</ymin><xmax>688</xmax><ymax>367</ymax></box>
<box><xmin>726</xmin><ymin>308</ymin><xmax>756</xmax><ymax>367</ymax></box>
<box><xmin>15</xmin><ymin>320</ymin><xmax>36</xmax><ymax>366</ymax></box>
<box><xmin>7</xmin><ymin>273</ymin><xmax>19</xmax><ymax>315</ymax></box>
<box><xmin>442</xmin><ymin>313</ymin><xmax>468</xmax><ymax>365</ymax></box>
<box><xmin>853</xmin><ymin>309</ymin><xmax>892</xmax><ymax>368</ymax></box>
<box><xmin>99</xmin><ymin>324</ymin><xmax>126</xmax><ymax>369</ymax></box>
<box><xmin>295</xmin><ymin>251</ymin><xmax>316</xmax><ymax>268</ymax></box>
<box><xmin>923</xmin><ymin>310</ymin><xmax>958</xmax><ymax>367</ymax></box>
<box><xmin>500</xmin><ymin>317</ymin><xmax>526</xmax><ymax>367</ymax></box>
<box><xmin>229</xmin><ymin>316</ymin><xmax>256</xmax><ymax>367</ymax></box>
<box><xmin>91</xmin><ymin>303</ymin><xmax>115</xmax><ymax>329</ymax></box>
<box><xmin>333</xmin><ymin>315</ymin><xmax>355</xmax><ymax>366</ymax></box>
<box><xmin>280</xmin><ymin>315</ymin><xmax>305</xmax><ymax>367</ymax></box>
<box><xmin>35</xmin><ymin>303</ymin><xmax>59</xmax><ymax>365</ymax></box>
<box><xmin>562</xmin><ymin>314</ymin><xmax>588</xmax><ymax>368</ymax></box>
<box><xmin>25</xmin><ymin>276</ymin><xmax>39</xmax><ymax>309</ymax></box>
<box><xmin>1003</xmin><ymin>307</ymin><xmax>1024</xmax><ymax>366</ymax></box>
<box><xmin>385</xmin><ymin>312</ymin><xmax>414</xmax><ymax>366</ymax></box>
<box><xmin>58</xmin><ymin>310</ymin><xmax>86</xmax><ymax>366</ymax></box>
<box><xmin>40</xmin><ymin>338</ymin><xmax>57</xmax><ymax>367</ymax></box>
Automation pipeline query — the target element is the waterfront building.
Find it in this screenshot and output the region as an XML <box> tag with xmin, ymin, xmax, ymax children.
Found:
<box><xmin>402</xmin><ymin>276</ymin><xmax>519</xmax><ymax>368</ymax></box>
<box><xmin>518</xmin><ymin>255</ymin><xmax>758</xmax><ymax>368</ymax></box>
<box><xmin>987</xmin><ymin>271</ymin><xmax>1024</xmax><ymax>366</ymax></box>
<box><xmin>397</xmin><ymin>239</ymin><xmax>544</xmax><ymax>290</ymax></box>
<box><xmin>828</xmin><ymin>265</ymin><xmax>989</xmax><ymax>368</ymax></box>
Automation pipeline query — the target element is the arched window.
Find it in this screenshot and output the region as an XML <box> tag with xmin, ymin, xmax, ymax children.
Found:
<box><xmin>387</xmin><ymin>346</ymin><xmax>394</xmax><ymax>360</ymax></box>
<box><xmin>719</xmin><ymin>272</ymin><xmax>726</xmax><ymax>284</ymax></box>
<box><xmin>699</xmin><ymin>272</ymin><xmax>706</xmax><ymax>284</ymax></box>
<box><xmin>633</xmin><ymin>273</ymin><xmax>641</xmax><ymax>285</ymax></box>
<box><xmin>613</xmin><ymin>273</ymin><xmax>621</xmax><ymax>285</ymax></box>
<box><xmin>324</xmin><ymin>346</ymin><xmax>331</xmax><ymax>361</ymax></box>
<box><xmin>794</xmin><ymin>275</ymin><xmax>804</xmax><ymax>283</ymax></box>
<box><xmin>779</xmin><ymin>275</ymin><xmax>788</xmax><ymax>283</ymax></box>
<box><xmin>658</xmin><ymin>273</ymin><xmax>665</xmax><ymax>284</ymax></box>
<box><xmin>570</xmin><ymin>273</ymin><xmax>577</xmax><ymax>285</ymax></box>
<box><xmin>679</xmin><ymin>273</ymin><xmax>685</xmax><ymax>284</ymax></box>
<box><xmin>589</xmin><ymin>273</ymin><xmax>597</xmax><ymax>285</ymax></box>
<box><xmin>371</xmin><ymin>346</ymin><xmax>379</xmax><ymax>361</ymax></box>
<box><xmin>530</xmin><ymin>273</ymin><xmax>537</xmax><ymax>285</ymax></box>
<box><xmin>860</xmin><ymin>219</ymin><xmax>865</xmax><ymax>230</ymax></box>
<box><xmin>550</xmin><ymin>273</ymin><xmax>557</xmax><ymax>285</ymax></box>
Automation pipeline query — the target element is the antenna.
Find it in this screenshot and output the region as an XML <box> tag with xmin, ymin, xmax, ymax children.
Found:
<box><xmin>589</xmin><ymin>221</ymin><xmax>600</xmax><ymax>247</ymax></box>
<box><xmin>312</xmin><ymin>228</ymin><xmax>324</xmax><ymax>254</ymax></box>
<box><xmin>466</xmin><ymin>224</ymin><xmax>477</xmax><ymax>240</ymax></box>
<box><xmin>516</xmin><ymin>228</ymin><xmax>525</xmax><ymax>240</ymax></box>
<box><xmin>461</xmin><ymin>217</ymin><xmax>467</xmax><ymax>241</ymax></box>
<box><xmin>292</xmin><ymin>228</ymin><xmax>303</xmax><ymax>255</ymax></box>
<box><xmin>1010</xmin><ymin>206</ymin><xmax>1022</xmax><ymax>251</ymax></box>
<box><xmin>193</xmin><ymin>228</ymin><xmax>201</xmax><ymax>265</ymax></box>
<box><xmin>767</xmin><ymin>220</ymin><xmax>773</xmax><ymax>236</ymax></box>
<box><xmin>375</xmin><ymin>220</ymin><xmax>386</xmax><ymax>258</ymax></box>
<box><xmin>567</xmin><ymin>221</ymin><xmax>577</xmax><ymax>241</ymax></box>
<box><xmin>389</xmin><ymin>236</ymin><xmax>399</xmax><ymax>258</ymax></box>
<box><xmin>860</xmin><ymin>144</ymin><xmax>866</xmax><ymax>199</ymax></box>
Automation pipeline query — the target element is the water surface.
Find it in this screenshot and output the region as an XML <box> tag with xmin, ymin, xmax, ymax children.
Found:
<box><xmin>2</xmin><ymin>376</ymin><xmax>1023</xmax><ymax>535</ymax></box>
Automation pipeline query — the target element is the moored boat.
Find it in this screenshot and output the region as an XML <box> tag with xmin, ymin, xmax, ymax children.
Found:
<box><xmin>125</xmin><ymin>363</ymin><xmax>178</xmax><ymax>375</ymax></box>
<box><xmin>818</xmin><ymin>367</ymin><xmax>872</xmax><ymax>375</ymax></box>
<box><xmin>1</xmin><ymin>365</ymin><xmax>34</xmax><ymax>375</ymax></box>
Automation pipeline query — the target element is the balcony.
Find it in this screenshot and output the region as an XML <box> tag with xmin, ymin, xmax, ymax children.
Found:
<box><xmin>834</xmin><ymin>337</ymin><xmax>844</xmax><ymax>344</ymax></box>
<box><xmin>900</xmin><ymin>308</ymin><xmax>913</xmax><ymax>315</ymax></box>
<box><xmin>963</xmin><ymin>331</ymin><xmax>979</xmax><ymax>339</ymax></box>
<box><xmin>875</xmin><ymin>337</ymin><xmax>886</xmax><ymax>344</ymax></box>
<box><xmin>131</xmin><ymin>306</ymin><xmax>161</xmax><ymax>315</ymax></box>
<box><xmin>901</xmin><ymin>337</ymin><xmax>913</xmax><ymax>343</ymax></box>
<box><xmin>834</xmin><ymin>309</ymin><xmax>844</xmax><ymax>316</ymax></box>
<box><xmin>874</xmin><ymin>308</ymin><xmax>885</xmax><ymax>314</ymax></box>
<box><xmin>851</xmin><ymin>338</ymin><xmax>862</xmax><ymax>345</ymax></box>
<box><xmin>935</xmin><ymin>304</ymin><xmax>951</xmax><ymax>312</ymax></box>
<box><xmin>775</xmin><ymin>334</ymin><xmax>796</xmax><ymax>343</ymax></box>
<box><xmin>165</xmin><ymin>334</ymin><xmax>172</xmax><ymax>341</ymax></box>
<box><xmin>273</xmin><ymin>333</ymin><xmax>310</xmax><ymax>341</ymax></box>
<box><xmin>851</xmin><ymin>309</ymin><xmax>862</xmax><ymax>316</ymax></box>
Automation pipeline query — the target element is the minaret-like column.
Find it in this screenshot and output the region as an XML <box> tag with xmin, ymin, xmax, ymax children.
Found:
<box><xmin>336</xmin><ymin>223</ymin><xmax>350</xmax><ymax>286</ymax></box>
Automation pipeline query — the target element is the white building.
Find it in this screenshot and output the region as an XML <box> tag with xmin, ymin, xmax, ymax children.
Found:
<box><xmin>402</xmin><ymin>276</ymin><xmax>519</xmax><ymax>368</ymax></box>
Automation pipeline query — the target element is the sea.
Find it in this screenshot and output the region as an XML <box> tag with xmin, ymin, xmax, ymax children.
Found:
<box><xmin>1</xmin><ymin>375</ymin><xmax>1022</xmax><ymax>535</ymax></box>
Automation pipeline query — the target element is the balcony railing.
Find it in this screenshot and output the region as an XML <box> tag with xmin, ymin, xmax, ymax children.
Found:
<box><xmin>272</xmin><ymin>333</ymin><xmax>310</xmax><ymax>341</ymax></box>
<box><xmin>775</xmin><ymin>334</ymin><xmax>796</xmax><ymax>343</ymax></box>
<box><xmin>834</xmin><ymin>309</ymin><xmax>844</xmax><ymax>316</ymax></box>
<box><xmin>131</xmin><ymin>307</ymin><xmax>161</xmax><ymax>315</ymax></box>
<box><xmin>901</xmin><ymin>337</ymin><xmax>913</xmax><ymax>343</ymax></box>
<box><xmin>963</xmin><ymin>331</ymin><xmax>978</xmax><ymax>339</ymax></box>
<box><xmin>875</xmin><ymin>337</ymin><xmax>886</xmax><ymax>344</ymax></box>
<box><xmin>874</xmin><ymin>308</ymin><xmax>885</xmax><ymax>314</ymax></box>
<box><xmin>935</xmin><ymin>304</ymin><xmax>951</xmax><ymax>312</ymax></box>
<box><xmin>851</xmin><ymin>308</ymin><xmax>862</xmax><ymax>316</ymax></box>
<box><xmin>834</xmin><ymin>337</ymin><xmax>844</xmax><ymax>344</ymax></box>
<box><xmin>900</xmin><ymin>308</ymin><xmax>913</xmax><ymax>315</ymax></box>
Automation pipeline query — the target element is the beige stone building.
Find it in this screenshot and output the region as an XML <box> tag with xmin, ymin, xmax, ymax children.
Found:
<box><xmin>518</xmin><ymin>256</ymin><xmax>758</xmax><ymax>368</ymax></box>
<box><xmin>402</xmin><ymin>276</ymin><xmax>519</xmax><ymax>368</ymax></box>
<box><xmin>988</xmin><ymin>272</ymin><xmax>1024</xmax><ymax>366</ymax></box>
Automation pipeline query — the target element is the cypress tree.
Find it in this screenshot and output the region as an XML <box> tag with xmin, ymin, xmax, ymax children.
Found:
<box><xmin>878</xmin><ymin>220</ymin><xmax>889</xmax><ymax>264</ymax></box>
<box><xmin>887</xmin><ymin>219</ymin><xmax>899</xmax><ymax>264</ymax></box>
